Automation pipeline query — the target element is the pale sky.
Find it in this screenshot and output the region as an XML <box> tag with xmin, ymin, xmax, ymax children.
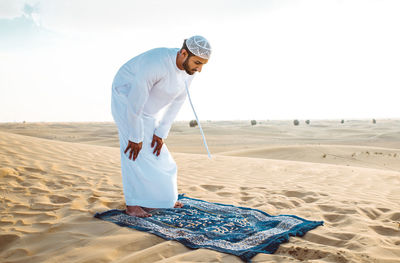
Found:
<box><xmin>1</xmin><ymin>0</ymin><xmax>399</xmax><ymax>122</ymax></box>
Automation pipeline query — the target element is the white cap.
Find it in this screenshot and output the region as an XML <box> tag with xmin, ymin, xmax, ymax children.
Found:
<box><xmin>186</xmin><ymin>35</ymin><xmax>211</xmax><ymax>60</ymax></box>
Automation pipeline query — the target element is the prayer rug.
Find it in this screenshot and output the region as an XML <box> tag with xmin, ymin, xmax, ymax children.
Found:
<box><xmin>94</xmin><ymin>193</ymin><xmax>323</xmax><ymax>262</ymax></box>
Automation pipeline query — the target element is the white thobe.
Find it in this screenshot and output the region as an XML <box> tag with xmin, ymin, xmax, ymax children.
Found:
<box><xmin>111</xmin><ymin>47</ymin><xmax>194</xmax><ymax>208</ymax></box>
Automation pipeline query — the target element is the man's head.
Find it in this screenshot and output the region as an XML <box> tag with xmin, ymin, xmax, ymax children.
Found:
<box><xmin>177</xmin><ymin>35</ymin><xmax>211</xmax><ymax>75</ymax></box>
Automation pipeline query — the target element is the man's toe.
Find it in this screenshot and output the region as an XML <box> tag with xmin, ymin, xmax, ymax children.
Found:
<box><xmin>174</xmin><ymin>201</ymin><xmax>184</xmax><ymax>208</ymax></box>
<box><xmin>140</xmin><ymin>213</ymin><xmax>151</xmax><ymax>218</ymax></box>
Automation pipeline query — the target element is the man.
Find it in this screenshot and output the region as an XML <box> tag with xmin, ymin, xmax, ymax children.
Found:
<box><xmin>111</xmin><ymin>36</ymin><xmax>211</xmax><ymax>217</ymax></box>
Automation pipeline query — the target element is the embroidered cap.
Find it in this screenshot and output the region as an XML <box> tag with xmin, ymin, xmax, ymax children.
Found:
<box><xmin>186</xmin><ymin>35</ymin><xmax>211</xmax><ymax>60</ymax></box>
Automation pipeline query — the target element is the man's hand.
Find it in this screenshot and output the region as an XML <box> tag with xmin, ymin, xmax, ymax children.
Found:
<box><xmin>151</xmin><ymin>134</ymin><xmax>163</xmax><ymax>156</ymax></box>
<box><xmin>124</xmin><ymin>141</ymin><xmax>143</xmax><ymax>161</ymax></box>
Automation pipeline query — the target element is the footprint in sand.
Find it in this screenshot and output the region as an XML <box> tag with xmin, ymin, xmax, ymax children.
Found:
<box><xmin>29</xmin><ymin>187</ymin><xmax>48</xmax><ymax>194</ymax></box>
<box><xmin>357</xmin><ymin>207</ymin><xmax>382</xmax><ymax>220</ymax></box>
<box><xmin>304</xmin><ymin>232</ymin><xmax>348</xmax><ymax>247</ymax></box>
<box><xmin>369</xmin><ymin>225</ymin><xmax>399</xmax><ymax>236</ymax></box>
<box><xmin>102</xmin><ymin>200</ymin><xmax>122</xmax><ymax>209</ymax></box>
<box><xmin>10</xmin><ymin>187</ymin><xmax>27</xmax><ymax>193</ymax></box>
<box><xmin>188</xmin><ymin>186</ymin><xmax>199</xmax><ymax>191</ymax></box>
<box><xmin>12</xmin><ymin>212</ymin><xmax>56</xmax><ymax>221</ymax></box>
<box><xmin>290</xmin><ymin>199</ymin><xmax>302</xmax><ymax>206</ymax></box>
<box><xmin>279</xmin><ymin>246</ymin><xmax>328</xmax><ymax>261</ymax></box>
<box><xmin>376</xmin><ymin>207</ymin><xmax>390</xmax><ymax>213</ymax></box>
<box><xmin>318</xmin><ymin>204</ymin><xmax>356</xmax><ymax>214</ymax></box>
<box><xmin>22</xmin><ymin>167</ymin><xmax>47</xmax><ymax>175</ymax></box>
<box><xmin>30</xmin><ymin>203</ymin><xmax>60</xmax><ymax>211</ymax></box>
<box><xmin>200</xmin><ymin>185</ymin><xmax>224</xmax><ymax>192</ymax></box>
<box><xmin>329</xmin><ymin>232</ymin><xmax>356</xmax><ymax>241</ymax></box>
<box><xmin>283</xmin><ymin>190</ymin><xmax>308</xmax><ymax>198</ymax></box>
<box><xmin>282</xmin><ymin>190</ymin><xmax>319</xmax><ymax>204</ymax></box>
<box><xmin>289</xmin><ymin>246</ymin><xmax>348</xmax><ymax>262</ymax></box>
<box><xmin>303</xmin><ymin>196</ymin><xmax>318</xmax><ymax>203</ymax></box>
<box><xmin>87</xmin><ymin>196</ymin><xmax>99</xmax><ymax>204</ymax></box>
<box><xmin>19</xmin><ymin>181</ymin><xmax>33</xmax><ymax>187</ymax></box>
<box><xmin>346</xmin><ymin>241</ymin><xmax>363</xmax><ymax>250</ymax></box>
<box><xmin>322</xmin><ymin>213</ymin><xmax>347</xmax><ymax>223</ymax></box>
<box><xmin>240</xmin><ymin>196</ymin><xmax>255</xmax><ymax>201</ymax></box>
<box><xmin>98</xmin><ymin>187</ymin><xmax>120</xmax><ymax>192</ymax></box>
<box><xmin>45</xmin><ymin>182</ymin><xmax>63</xmax><ymax>190</ymax></box>
<box><xmin>49</xmin><ymin>195</ymin><xmax>71</xmax><ymax>204</ymax></box>
<box><xmin>0</xmin><ymin>234</ymin><xmax>20</xmax><ymax>252</ymax></box>
<box><xmin>216</xmin><ymin>192</ymin><xmax>233</xmax><ymax>197</ymax></box>
<box><xmin>268</xmin><ymin>201</ymin><xmax>294</xmax><ymax>209</ymax></box>
<box><xmin>389</xmin><ymin>212</ymin><xmax>400</xmax><ymax>221</ymax></box>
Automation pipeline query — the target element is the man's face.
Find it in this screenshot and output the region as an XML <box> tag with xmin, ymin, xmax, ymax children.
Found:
<box><xmin>182</xmin><ymin>55</ymin><xmax>208</xmax><ymax>75</ymax></box>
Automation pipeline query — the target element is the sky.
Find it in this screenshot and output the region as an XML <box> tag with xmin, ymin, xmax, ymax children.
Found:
<box><xmin>1</xmin><ymin>0</ymin><xmax>399</xmax><ymax>122</ymax></box>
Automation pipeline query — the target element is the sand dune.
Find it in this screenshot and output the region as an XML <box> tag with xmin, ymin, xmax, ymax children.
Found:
<box><xmin>1</xmin><ymin>121</ymin><xmax>400</xmax><ymax>262</ymax></box>
<box><xmin>2</xmin><ymin>119</ymin><xmax>400</xmax><ymax>152</ymax></box>
<box><xmin>219</xmin><ymin>145</ymin><xmax>400</xmax><ymax>172</ymax></box>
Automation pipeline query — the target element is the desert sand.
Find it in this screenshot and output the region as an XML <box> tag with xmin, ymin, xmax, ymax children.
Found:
<box><xmin>1</xmin><ymin>119</ymin><xmax>399</xmax><ymax>262</ymax></box>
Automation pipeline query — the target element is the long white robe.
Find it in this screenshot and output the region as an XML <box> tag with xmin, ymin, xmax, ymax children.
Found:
<box><xmin>111</xmin><ymin>47</ymin><xmax>194</xmax><ymax>208</ymax></box>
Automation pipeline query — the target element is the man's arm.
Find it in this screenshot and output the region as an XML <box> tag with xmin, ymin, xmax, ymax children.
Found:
<box><xmin>150</xmin><ymin>90</ymin><xmax>187</xmax><ymax>157</ymax></box>
<box><xmin>154</xmin><ymin>90</ymin><xmax>187</xmax><ymax>140</ymax></box>
<box><xmin>124</xmin><ymin>61</ymin><xmax>160</xmax><ymax>160</ymax></box>
<box><xmin>126</xmin><ymin>77</ymin><xmax>151</xmax><ymax>144</ymax></box>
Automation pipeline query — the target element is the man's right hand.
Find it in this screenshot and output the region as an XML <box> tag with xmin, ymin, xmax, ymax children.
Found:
<box><xmin>124</xmin><ymin>141</ymin><xmax>143</xmax><ymax>161</ymax></box>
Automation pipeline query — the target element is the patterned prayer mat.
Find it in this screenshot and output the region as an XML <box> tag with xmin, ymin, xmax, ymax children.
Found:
<box><xmin>94</xmin><ymin>194</ymin><xmax>323</xmax><ymax>262</ymax></box>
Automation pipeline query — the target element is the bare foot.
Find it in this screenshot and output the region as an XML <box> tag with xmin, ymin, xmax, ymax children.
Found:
<box><xmin>174</xmin><ymin>201</ymin><xmax>184</xmax><ymax>208</ymax></box>
<box><xmin>141</xmin><ymin>207</ymin><xmax>157</xmax><ymax>212</ymax></box>
<box><xmin>126</xmin><ymin>205</ymin><xmax>152</xmax><ymax>217</ymax></box>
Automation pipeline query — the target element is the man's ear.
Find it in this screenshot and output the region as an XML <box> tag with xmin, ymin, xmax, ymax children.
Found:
<box><xmin>180</xmin><ymin>49</ymin><xmax>188</xmax><ymax>58</ymax></box>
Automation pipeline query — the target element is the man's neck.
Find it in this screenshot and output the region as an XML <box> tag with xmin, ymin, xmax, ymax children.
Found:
<box><xmin>176</xmin><ymin>51</ymin><xmax>184</xmax><ymax>70</ymax></box>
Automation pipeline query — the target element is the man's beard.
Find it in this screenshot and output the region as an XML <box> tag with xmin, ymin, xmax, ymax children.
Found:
<box><xmin>183</xmin><ymin>57</ymin><xmax>195</xmax><ymax>75</ymax></box>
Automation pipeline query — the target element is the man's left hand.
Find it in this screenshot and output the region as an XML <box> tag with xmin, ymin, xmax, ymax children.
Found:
<box><xmin>151</xmin><ymin>134</ymin><xmax>164</xmax><ymax>156</ymax></box>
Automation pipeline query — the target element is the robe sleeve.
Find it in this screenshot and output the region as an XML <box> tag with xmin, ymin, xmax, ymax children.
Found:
<box><xmin>125</xmin><ymin>61</ymin><xmax>161</xmax><ymax>143</ymax></box>
<box><xmin>154</xmin><ymin>89</ymin><xmax>187</xmax><ymax>139</ymax></box>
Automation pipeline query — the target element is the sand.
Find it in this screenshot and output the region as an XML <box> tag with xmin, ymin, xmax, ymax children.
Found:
<box><xmin>0</xmin><ymin>119</ymin><xmax>399</xmax><ymax>262</ymax></box>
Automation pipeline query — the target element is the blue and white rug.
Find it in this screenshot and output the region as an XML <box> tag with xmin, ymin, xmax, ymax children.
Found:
<box><xmin>94</xmin><ymin>193</ymin><xmax>323</xmax><ymax>262</ymax></box>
